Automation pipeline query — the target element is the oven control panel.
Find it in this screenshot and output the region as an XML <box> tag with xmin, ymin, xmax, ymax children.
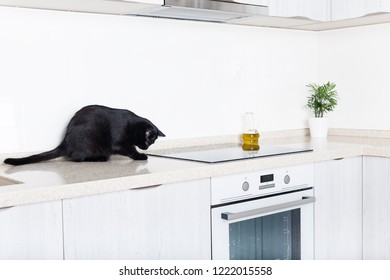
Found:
<box><xmin>211</xmin><ymin>163</ymin><xmax>314</xmax><ymax>206</ymax></box>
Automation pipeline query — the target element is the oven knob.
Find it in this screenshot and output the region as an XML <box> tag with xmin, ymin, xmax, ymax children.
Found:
<box><xmin>242</xmin><ymin>181</ymin><xmax>250</xmax><ymax>191</ymax></box>
<box><xmin>284</xmin><ymin>175</ymin><xmax>291</xmax><ymax>184</ymax></box>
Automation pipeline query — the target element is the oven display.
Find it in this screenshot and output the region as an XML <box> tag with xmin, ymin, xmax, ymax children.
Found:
<box><xmin>260</xmin><ymin>174</ymin><xmax>274</xmax><ymax>183</ymax></box>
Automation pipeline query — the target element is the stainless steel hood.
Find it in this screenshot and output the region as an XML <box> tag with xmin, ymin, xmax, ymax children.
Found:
<box><xmin>136</xmin><ymin>0</ymin><xmax>269</xmax><ymax>22</ymax></box>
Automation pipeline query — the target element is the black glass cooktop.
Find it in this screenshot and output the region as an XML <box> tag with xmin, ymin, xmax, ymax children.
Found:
<box><xmin>147</xmin><ymin>146</ymin><xmax>313</xmax><ymax>163</ymax></box>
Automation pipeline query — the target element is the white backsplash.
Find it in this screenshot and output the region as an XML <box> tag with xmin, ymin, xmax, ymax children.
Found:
<box><xmin>318</xmin><ymin>23</ymin><xmax>390</xmax><ymax>131</ymax></box>
<box><xmin>0</xmin><ymin>6</ymin><xmax>389</xmax><ymax>154</ymax></box>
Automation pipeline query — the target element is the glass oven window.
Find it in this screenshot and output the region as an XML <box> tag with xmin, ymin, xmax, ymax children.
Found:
<box><xmin>229</xmin><ymin>209</ymin><xmax>301</xmax><ymax>260</ymax></box>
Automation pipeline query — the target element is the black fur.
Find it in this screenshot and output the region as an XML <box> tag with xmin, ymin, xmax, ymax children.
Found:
<box><xmin>4</xmin><ymin>105</ymin><xmax>165</xmax><ymax>166</ymax></box>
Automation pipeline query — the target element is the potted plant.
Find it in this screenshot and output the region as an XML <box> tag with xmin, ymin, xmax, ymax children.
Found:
<box><xmin>306</xmin><ymin>81</ymin><xmax>338</xmax><ymax>138</ymax></box>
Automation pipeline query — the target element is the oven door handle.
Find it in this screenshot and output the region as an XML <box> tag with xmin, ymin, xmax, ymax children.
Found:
<box><xmin>221</xmin><ymin>196</ymin><xmax>316</xmax><ymax>221</ymax></box>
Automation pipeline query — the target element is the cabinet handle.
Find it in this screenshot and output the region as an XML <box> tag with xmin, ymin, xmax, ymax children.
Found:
<box><xmin>221</xmin><ymin>196</ymin><xmax>316</xmax><ymax>221</ymax></box>
<box><xmin>334</xmin><ymin>157</ymin><xmax>344</xmax><ymax>161</ymax></box>
<box><xmin>129</xmin><ymin>184</ymin><xmax>162</xmax><ymax>190</ymax></box>
<box><xmin>0</xmin><ymin>206</ymin><xmax>14</xmax><ymax>211</ymax></box>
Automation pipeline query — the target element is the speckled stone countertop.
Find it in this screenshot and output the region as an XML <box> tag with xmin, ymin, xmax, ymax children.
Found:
<box><xmin>1</xmin><ymin>130</ymin><xmax>390</xmax><ymax>208</ymax></box>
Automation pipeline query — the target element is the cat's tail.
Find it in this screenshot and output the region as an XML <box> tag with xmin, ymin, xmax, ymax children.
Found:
<box><xmin>4</xmin><ymin>145</ymin><xmax>64</xmax><ymax>166</ymax></box>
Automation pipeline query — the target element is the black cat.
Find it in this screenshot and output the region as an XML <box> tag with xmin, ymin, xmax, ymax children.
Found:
<box><xmin>4</xmin><ymin>105</ymin><xmax>165</xmax><ymax>165</ymax></box>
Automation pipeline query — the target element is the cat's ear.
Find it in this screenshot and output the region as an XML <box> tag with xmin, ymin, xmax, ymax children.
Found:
<box><xmin>157</xmin><ymin>129</ymin><xmax>165</xmax><ymax>137</ymax></box>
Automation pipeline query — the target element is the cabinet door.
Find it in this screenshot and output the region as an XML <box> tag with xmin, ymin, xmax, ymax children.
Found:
<box><xmin>269</xmin><ymin>0</ymin><xmax>330</xmax><ymax>21</ymax></box>
<box><xmin>63</xmin><ymin>179</ymin><xmax>211</xmax><ymax>259</ymax></box>
<box><xmin>0</xmin><ymin>201</ymin><xmax>63</xmax><ymax>260</ymax></box>
<box><xmin>331</xmin><ymin>0</ymin><xmax>382</xmax><ymax>20</ymax></box>
<box><xmin>363</xmin><ymin>156</ymin><xmax>390</xmax><ymax>259</ymax></box>
<box><xmin>314</xmin><ymin>157</ymin><xmax>362</xmax><ymax>259</ymax></box>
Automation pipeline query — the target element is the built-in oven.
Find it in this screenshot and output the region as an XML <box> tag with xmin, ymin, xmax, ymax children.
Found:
<box><xmin>211</xmin><ymin>163</ymin><xmax>315</xmax><ymax>260</ymax></box>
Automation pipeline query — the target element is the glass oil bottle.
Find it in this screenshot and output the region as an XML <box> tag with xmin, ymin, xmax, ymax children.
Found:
<box><xmin>242</xmin><ymin>112</ymin><xmax>260</xmax><ymax>151</ymax></box>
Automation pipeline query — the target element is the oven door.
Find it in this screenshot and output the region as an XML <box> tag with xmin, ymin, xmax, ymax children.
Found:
<box><xmin>211</xmin><ymin>189</ymin><xmax>315</xmax><ymax>260</ymax></box>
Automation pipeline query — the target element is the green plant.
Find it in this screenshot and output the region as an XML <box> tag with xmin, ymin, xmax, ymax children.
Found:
<box><xmin>306</xmin><ymin>81</ymin><xmax>338</xmax><ymax>118</ymax></box>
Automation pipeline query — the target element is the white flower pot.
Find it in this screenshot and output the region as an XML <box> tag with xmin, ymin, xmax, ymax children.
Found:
<box><xmin>309</xmin><ymin>117</ymin><xmax>329</xmax><ymax>138</ymax></box>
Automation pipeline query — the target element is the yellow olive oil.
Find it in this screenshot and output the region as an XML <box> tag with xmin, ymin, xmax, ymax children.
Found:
<box><xmin>242</xmin><ymin>132</ymin><xmax>260</xmax><ymax>151</ymax></box>
<box><xmin>242</xmin><ymin>112</ymin><xmax>260</xmax><ymax>151</ymax></box>
<box><xmin>242</xmin><ymin>143</ymin><xmax>260</xmax><ymax>151</ymax></box>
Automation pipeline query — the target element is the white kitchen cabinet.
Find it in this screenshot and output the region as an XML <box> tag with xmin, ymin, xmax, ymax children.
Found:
<box><xmin>331</xmin><ymin>0</ymin><xmax>390</xmax><ymax>21</ymax></box>
<box><xmin>0</xmin><ymin>200</ymin><xmax>63</xmax><ymax>260</ymax></box>
<box><xmin>314</xmin><ymin>156</ymin><xmax>363</xmax><ymax>259</ymax></box>
<box><xmin>0</xmin><ymin>0</ymin><xmax>162</xmax><ymax>15</ymax></box>
<box><xmin>63</xmin><ymin>179</ymin><xmax>211</xmax><ymax>259</ymax></box>
<box><xmin>362</xmin><ymin>156</ymin><xmax>390</xmax><ymax>259</ymax></box>
<box><xmin>269</xmin><ymin>0</ymin><xmax>331</xmax><ymax>21</ymax></box>
<box><xmin>269</xmin><ymin>0</ymin><xmax>390</xmax><ymax>22</ymax></box>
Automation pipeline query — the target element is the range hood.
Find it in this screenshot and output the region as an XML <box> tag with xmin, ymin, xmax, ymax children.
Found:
<box><xmin>136</xmin><ymin>0</ymin><xmax>269</xmax><ymax>22</ymax></box>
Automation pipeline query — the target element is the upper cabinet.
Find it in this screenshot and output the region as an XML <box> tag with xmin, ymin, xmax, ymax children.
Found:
<box><xmin>0</xmin><ymin>0</ymin><xmax>162</xmax><ymax>15</ymax></box>
<box><xmin>266</xmin><ymin>0</ymin><xmax>390</xmax><ymax>30</ymax></box>
<box><xmin>331</xmin><ymin>0</ymin><xmax>390</xmax><ymax>21</ymax></box>
<box><xmin>269</xmin><ymin>0</ymin><xmax>331</xmax><ymax>22</ymax></box>
<box><xmin>2</xmin><ymin>0</ymin><xmax>390</xmax><ymax>30</ymax></box>
<box><xmin>269</xmin><ymin>0</ymin><xmax>390</xmax><ymax>22</ymax></box>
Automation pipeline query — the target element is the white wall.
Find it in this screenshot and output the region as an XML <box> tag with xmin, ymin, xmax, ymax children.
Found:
<box><xmin>0</xmin><ymin>6</ymin><xmax>319</xmax><ymax>153</ymax></box>
<box><xmin>318</xmin><ymin>23</ymin><xmax>390</xmax><ymax>130</ymax></box>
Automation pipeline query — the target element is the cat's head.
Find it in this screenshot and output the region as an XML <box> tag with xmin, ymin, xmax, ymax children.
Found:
<box><xmin>135</xmin><ymin>122</ymin><xmax>165</xmax><ymax>150</ymax></box>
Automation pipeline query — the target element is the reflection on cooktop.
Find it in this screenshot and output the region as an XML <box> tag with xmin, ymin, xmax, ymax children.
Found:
<box><xmin>147</xmin><ymin>146</ymin><xmax>313</xmax><ymax>163</ymax></box>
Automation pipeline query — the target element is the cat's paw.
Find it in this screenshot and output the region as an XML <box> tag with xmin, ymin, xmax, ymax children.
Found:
<box><xmin>132</xmin><ymin>153</ymin><xmax>148</xmax><ymax>161</ymax></box>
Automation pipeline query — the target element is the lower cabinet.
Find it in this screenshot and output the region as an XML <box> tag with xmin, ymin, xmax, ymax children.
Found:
<box><xmin>314</xmin><ymin>156</ymin><xmax>363</xmax><ymax>259</ymax></box>
<box><xmin>0</xmin><ymin>200</ymin><xmax>63</xmax><ymax>260</ymax></box>
<box><xmin>62</xmin><ymin>179</ymin><xmax>211</xmax><ymax>259</ymax></box>
<box><xmin>4</xmin><ymin>156</ymin><xmax>390</xmax><ymax>260</ymax></box>
<box><xmin>363</xmin><ymin>156</ymin><xmax>390</xmax><ymax>259</ymax></box>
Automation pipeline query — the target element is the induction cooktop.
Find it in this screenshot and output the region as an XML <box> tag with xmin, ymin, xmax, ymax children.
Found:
<box><xmin>147</xmin><ymin>145</ymin><xmax>313</xmax><ymax>163</ymax></box>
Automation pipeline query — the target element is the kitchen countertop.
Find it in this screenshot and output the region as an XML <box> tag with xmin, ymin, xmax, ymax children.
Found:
<box><xmin>1</xmin><ymin>132</ymin><xmax>390</xmax><ymax>208</ymax></box>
